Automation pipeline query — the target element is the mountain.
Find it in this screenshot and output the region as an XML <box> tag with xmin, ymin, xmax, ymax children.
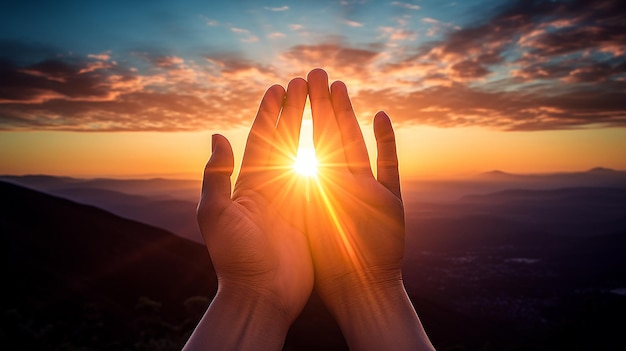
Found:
<box><xmin>0</xmin><ymin>175</ymin><xmax>201</xmax><ymax>201</ymax></box>
<box><xmin>43</xmin><ymin>187</ymin><xmax>201</xmax><ymax>243</ymax></box>
<box><xmin>0</xmin><ymin>175</ymin><xmax>203</xmax><ymax>242</ymax></box>
<box><xmin>476</xmin><ymin>167</ymin><xmax>626</xmax><ymax>187</ymax></box>
<box><xmin>1</xmin><ymin>180</ymin><xmax>217</xmax><ymax>350</ymax></box>
<box><xmin>403</xmin><ymin>168</ymin><xmax>626</xmax><ymax>202</ymax></box>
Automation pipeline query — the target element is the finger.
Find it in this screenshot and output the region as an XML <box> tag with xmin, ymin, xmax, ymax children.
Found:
<box><xmin>307</xmin><ymin>68</ymin><xmax>346</xmax><ymax>167</ymax></box>
<box><xmin>271</xmin><ymin>77</ymin><xmax>307</xmax><ymax>166</ymax></box>
<box><xmin>240</xmin><ymin>84</ymin><xmax>285</xmax><ymax>173</ymax></box>
<box><xmin>374</xmin><ymin>111</ymin><xmax>401</xmax><ymax>199</ymax></box>
<box><xmin>198</xmin><ymin>134</ymin><xmax>234</xmax><ymax>228</ymax></box>
<box><xmin>330</xmin><ymin>81</ymin><xmax>373</xmax><ymax>177</ymax></box>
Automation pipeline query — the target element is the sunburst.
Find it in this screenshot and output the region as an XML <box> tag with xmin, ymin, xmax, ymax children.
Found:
<box><xmin>293</xmin><ymin>147</ymin><xmax>318</xmax><ymax>177</ymax></box>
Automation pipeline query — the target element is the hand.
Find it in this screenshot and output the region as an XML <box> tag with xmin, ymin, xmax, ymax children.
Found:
<box><xmin>305</xmin><ymin>68</ymin><xmax>435</xmax><ymax>351</ymax></box>
<box><xmin>185</xmin><ymin>78</ymin><xmax>313</xmax><ymax>350</ymax></box>
<box><xmin>306</xmin><ymin>68</ymin><xmax>404</xmax><ymax>304</ymax></box>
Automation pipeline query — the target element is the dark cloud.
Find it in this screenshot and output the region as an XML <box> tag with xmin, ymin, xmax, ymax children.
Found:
<box><xmin>372</xmin><ymin>0</ymin><xmax>626</xmax><ymax>129</ymax></box>
<box><xmin>352</xmin><ymin>84</ymin><xmax>626</xmax><ymax>131</ymax></box>
<box><xmin>451</xmin><ymin>60</ymin><xmax>491</xmax><ymax>79</ymax></box>
<box><xmin>0</xmin><ymin>48</ymin><xmax>265</xmax><ymax>131</ymax></box>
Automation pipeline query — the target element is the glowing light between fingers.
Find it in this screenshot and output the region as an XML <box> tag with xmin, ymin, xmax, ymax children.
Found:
<box><xmin>294</xmin><ymin>148</ymin><xmax>318</xmax><ymax>177</ymax></box>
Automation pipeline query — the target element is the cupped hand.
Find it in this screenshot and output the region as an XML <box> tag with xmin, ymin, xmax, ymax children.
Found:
<box><xmin>305</xmin><ymin>68</ymin><xmax>405</xmax><ymax>303</ymax></box>
<box><xmin>304</xmin><ymin>68</ymin><xmax>436</xmax><ymax>351</ymax></box>
<box><xmin>197</xmin><ymin>78</ymin><xmax>314</xmax><ymax>324</ymax></box>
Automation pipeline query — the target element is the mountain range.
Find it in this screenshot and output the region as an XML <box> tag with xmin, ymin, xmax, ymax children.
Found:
<box><xmin>2</xmin><ymin>169</ymin><xmax>626</xmax><ymax>350</ymax></box>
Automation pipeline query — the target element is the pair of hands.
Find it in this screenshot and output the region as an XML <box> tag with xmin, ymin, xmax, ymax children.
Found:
<box><xmin>187</xmin><ymin>69</ymin><xmax>434</xmax><ymax>351</ymax></box>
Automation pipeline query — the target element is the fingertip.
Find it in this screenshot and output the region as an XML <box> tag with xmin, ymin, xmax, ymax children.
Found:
<box><xmin>287</xmin><ymin>77</ymin><xmax>308</xmax><ymax>95</ymax></box>
<box><xmin>373</xmin><ymin>111</ymin><xmax>394</xmax><ymax>141</ymax></box>
<box><xmin>207</xmin><ymin>134</ymin><xmax>234</xmax><ymax>175</ymax></box>
<box><xmin>266</xmin><ymin>84</ymin><xmax>286</xmax><ymax>97</ymax></box>
<box><xmin>330</xmin><ymin>80</ymin><xmax>347</xmax><ymax>94</ymax></box>
<box><xmin>374</xmin><ymin>110</ymin><xmax>390</xmax><ymax>122</ymax></box>
<box><xmin>259</xmin><ymin>84</ymin><xmax>286</xmax><ymax>113</ymax></box>
<box><xmin>212</xmin><ymin>133</ymin><xmax>229</xmax><ymax>145</ymax></box>
<box><xmin>308</xmin><ymin>69</ymin><xmax>331</xmax><ymax>101</ymax></box>
<box><xmin>288</xmin><ymin>77</ymin><xmax>307</xmax><ymax>87</ymax></box>
<box><xmin>307</xmin><ymin>68</ymin><xmax>328</xmax><ymax>81</ymax></box>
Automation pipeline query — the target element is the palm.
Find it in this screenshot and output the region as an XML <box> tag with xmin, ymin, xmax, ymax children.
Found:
<box><xmin>305</xmin><ymin>69</ymin><xmax>405</xmax><ymax>298</ymax></box>
<box><xmin>198</xmin><ymin>79</ymin><xmax>313</xmax><ymax>321</ymax></box>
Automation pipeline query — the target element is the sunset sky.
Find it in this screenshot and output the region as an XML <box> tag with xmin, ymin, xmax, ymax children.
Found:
<box><xmin>1</xmin><ymin>0</ymin><xmax>625</xmax><ymax>179</ymax></box>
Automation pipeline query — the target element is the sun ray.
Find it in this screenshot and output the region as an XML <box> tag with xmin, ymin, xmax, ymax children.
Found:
<box><xmin>313</xmin><ymin>177</ymin><xmax>363</xmax><ymax>271</ymax></box>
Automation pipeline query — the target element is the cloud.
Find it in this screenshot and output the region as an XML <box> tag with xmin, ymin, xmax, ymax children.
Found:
<box><xmin>87</xmin><ymin>52</ymin><xmax>111</xmax><ymax>61</ymax></box>
<box><xmin>230</xmin><ymin>27</ymin><xmax>259</xmax><ymax>43</ymax></box>
<box><xmin>153</xmin><ymin>56</ymin><xmax>184</xmax><ymax>67</ymax></box>
<box><xmin>264</xmin><ymin>5</ymin><xmax>289</xmax><ymax>12</ymax></box>
<box><xmin>343</xmin><ymin>19</ymin><xmax>364</xmax><ymax>27</ymax></box>
<box><xmin>241</xmin><ymin>36</ymin><xmax>260</xmax><ymax>43</ymax></box>
<box><xmin>378</xmin><ymin>26</ymin><xmax>417</xmax><ymax>41</ymax></box>
<box><xmin>391</xmin><ymin>1</ymin><xmax>420</xmax><ymax>11</ymax></box>
<box><xmin>230</xmin><ymin>27</ymin><xmax>249</xmax><ymax>34</ymax></box>
<box><xmin>267</xmin><ymin>32</ymin><xmax>286</xmax><ymax>39</ymax></box>
<box><xmin>0</xmin><ymin>48</ymin><xmax>278</xmax><ymax>131</ymax></box>
<box><xmin>360</xmin><ymin>0</ymin><xmax>626</xmax><ymax>130</ymax></box>
<box><xmin>350</xmin><ymin>84</ymin><xmax>626</xmax><ymax>131</ymax></box>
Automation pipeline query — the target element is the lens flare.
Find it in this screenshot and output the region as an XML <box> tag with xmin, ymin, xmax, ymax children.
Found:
<box><xmin>293</xmin><ymin>148</ymin><xmax>318</xmax><ymax>176</ymax></box>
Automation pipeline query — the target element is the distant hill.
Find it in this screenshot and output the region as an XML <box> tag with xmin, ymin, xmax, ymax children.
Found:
<box><xmin>1</xmin><ymin>180</ymin><xmax>217</xmax><ymax>350</ymax></box>
<box><xmin>477</xmin><ymin>167</ymin><xmax>626</xmax><ymax>187</ymax></box>
<box><xmin>461</xmin><ymin>186</ymin><xmax>626</xmax><ymax>206</ymax></box>
<box><xmin>403</xmin><ymin>168</ymin><xmax>626</xmax><ymax>202</ymax></box>
<box><xmin>43</xmin><ymin>187</ymin><xmax>201</xmax><ymax>243</ymax></box>
<box><xmin>0</xmin><ymin>175</ymin><xmax>201</xmax><ymax>201</ymax></box>
<box><xmin>0</xmin><ymin>175</ymin><xmax>203</xmax><ymax>242</ymax></box>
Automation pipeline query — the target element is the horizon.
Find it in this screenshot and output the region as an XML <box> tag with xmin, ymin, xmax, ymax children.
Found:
<box><xmin>1</xmin><ymin>165</ymin><xmax>625</xmax><ymax>182</ymax></box>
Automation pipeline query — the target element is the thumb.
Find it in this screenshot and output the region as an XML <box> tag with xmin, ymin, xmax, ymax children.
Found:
<box><xmin>198</xmin><ymin>134</ymin><xmax>234</xmax><ymax>228</ymax></box>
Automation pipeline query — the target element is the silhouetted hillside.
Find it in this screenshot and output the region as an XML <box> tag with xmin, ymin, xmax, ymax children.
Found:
<box><xmin>1</xmin><ymin>181</ymin><xmax>217</xmax><ymax>350</ymax></box>
<box><xmin>47</xmin><ymin>187</ymin><xmax>201</xmax><ymax>242</ymax></box>
<box><xmin>0</xmin><ymin>175</ymin><xmax>203</xmax><ymax>242</ymax></box>
<box><xmin>0</xmin><ymin>175</ymin><xmax>201</xmax><ymax>201</ymax></box>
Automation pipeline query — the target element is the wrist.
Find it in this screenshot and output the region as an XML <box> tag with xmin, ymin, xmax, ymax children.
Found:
<box><xmin>216</xmin><ymin>281</ymin><xmax>294</xmax><ymax>329</ymax></box>
<box><xmin>317</xmin><ymin>270</ymin><xmax>436</xmax><ymax>351</ymax></box>
<box><xmin>317</xmin><ymin>267</ymin><xmax>404</xmax><ymax>310</ymax></box>
<box><xmin>183</xmin><ymin>281</ymin><xmax>294</xmax><ymax>351</ymax></box>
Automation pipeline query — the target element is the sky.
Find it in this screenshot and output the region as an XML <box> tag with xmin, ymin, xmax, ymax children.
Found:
<box><xmin>1</xmin><ymin>0</ymin><xmax>625</xmax><ymax>179</ymax></box>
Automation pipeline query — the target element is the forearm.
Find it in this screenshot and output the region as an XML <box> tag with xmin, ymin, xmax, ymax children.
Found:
<box><xmin>324</xmin><ymin>276</ymin><xmax>436</xmax><ymax>351</ymax></box>
<box><xmin>182</xmin><ymin>285</ymin><xmax>291</xmax><ymax>351</ymax></box>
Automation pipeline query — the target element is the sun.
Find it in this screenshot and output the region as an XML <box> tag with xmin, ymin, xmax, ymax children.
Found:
<box><xmin>293</xmin><ymin>148</ymin><xmax>318</xmax><ymax>177</ymax></box>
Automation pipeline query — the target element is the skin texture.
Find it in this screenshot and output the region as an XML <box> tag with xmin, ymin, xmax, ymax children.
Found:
<box><xmin>183</xmin><ymin>78</ymin><xmax>314</xmax><ymax>351</ymax></box>
<box><xmin>183</xmin><ymin>69</ymin><xmax>435</xmax><ymax>351</ymax></box>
